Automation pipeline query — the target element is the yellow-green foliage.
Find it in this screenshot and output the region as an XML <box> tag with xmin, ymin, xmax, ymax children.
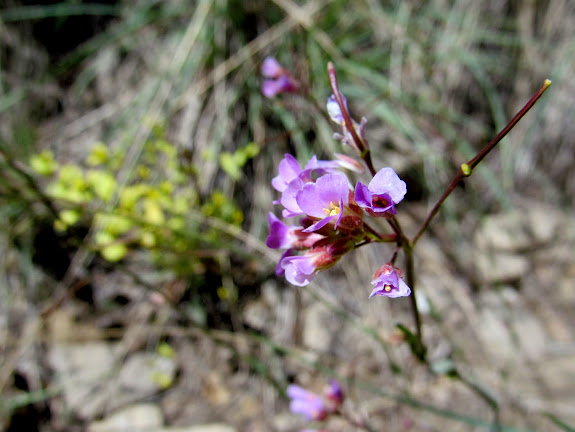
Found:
<box><xmin>30</xmin><ymin>127</ymin><xmax>247</xmax><ymax>269</ymax></box>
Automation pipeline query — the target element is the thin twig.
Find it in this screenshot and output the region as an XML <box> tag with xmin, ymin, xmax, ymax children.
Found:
<box><xmin>411</xmin><ymin>79</ymin><xmax>551</xmax><ymax>247</ymax></box>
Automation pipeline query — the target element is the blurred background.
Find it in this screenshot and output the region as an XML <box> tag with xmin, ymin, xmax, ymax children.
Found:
<box><xmin>1</xmin><ymin>0</ymin><xmax>574</xmax><ymax>431</ymax></box>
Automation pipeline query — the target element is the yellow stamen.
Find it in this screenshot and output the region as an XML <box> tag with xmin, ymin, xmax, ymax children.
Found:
<box><xmin>384</xmin><ymin>285</ymin><xmax>392</xmax><ymax>292</ymax></box>
<box><xmin>323</xmin><ymin>202</ymin><xmax>341</xmax><ymax>216</ymax></box>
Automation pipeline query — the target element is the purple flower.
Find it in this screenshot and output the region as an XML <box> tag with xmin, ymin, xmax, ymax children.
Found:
<box><xmin>275</xmin><ymin>249</ymin><xmax>294</xmax><ymax>277</ymax></box>
<box><xmin>303</xmin><ymin>155</ymin><xmax>343</xmax><ymax>172</ymax></box>
<box><xmin>261</xmin><ymin>57</ymin><xmax>284</xmax><ymax>78</ymax></box>
<box><xmin>287</xmin><ymin>385</ymin><xmax>328</xmax><ymax>421</ymax></box>
<box><xmin>369</xmin><ymin>263</ymin><xmax>411</xmax><ymax>298</ymax></box>
<box><xmin>272</xmin><ymin>154</ymin><xmax>302</xmax><ymax>193</ymax></box>
<box><xmin>354</xmin><ymin>167</ymin><xmax>407</xmax><ymax>217</ymax></box>
<box><xmin>324</xmin><ymin>380</ymin><xmax>344</xmax><ymax>407</ymax></box>
<box><xmin>280</xmin><ymin>243</ymin><xmax>345</xmax><ymax>286</ymax></box>
<box><xmin>261</xmin><ymin>57</ymin><xmax>298</xmax><ymax>98</ymax></box>
<box><xmin>272</xmin><ymin>155</ymin><xmax>349</xmax><ymax>219</ymax></box>
<box><xmin>266</xmin><ymin>213</ymin><xmax>324</xmax><ymax>250</ymax></box>
<box><xmin>281</xmin><ymin>254</ymin><xmax>319</xmax><ymax>286</ymax></box>
<box><xmin>296</xmin><ymin>172</ymin><xmax>351</xmax><ymax>232</ymax></box>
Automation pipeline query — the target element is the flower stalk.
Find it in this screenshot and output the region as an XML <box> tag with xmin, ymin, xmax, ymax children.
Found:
<box><xmin>265</xmin><ymin>60</ymin><xmax>550</xmax><ymax>371</ymax></box>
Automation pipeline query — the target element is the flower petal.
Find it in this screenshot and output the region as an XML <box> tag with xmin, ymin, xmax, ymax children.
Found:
<box><xmin>368</xmin><ymin>167</ymin><xmax>407</xmax><ymax>204</ymax></box>
<box><xmin>261</xmin><ymin>57</ymin><xmax>283</xmax><ymax>78</ymax></box>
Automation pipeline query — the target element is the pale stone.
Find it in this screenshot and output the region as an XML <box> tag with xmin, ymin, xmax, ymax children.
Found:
<box><xmin>115</xmin><ymin>353</ymin><xmax>177</xmax><ymax>403</ymax></box>
<box><xmin>242</xmin><ymin>299</ymin><xmax>268</xmax><ymax>331</ymax></box>
<box><xmin>475</xmin><ymin>212</ymin><xmax>531</xmax><ymax>251</ymax></box>
<box><xmin>475</xmin><ymin>251</ymin><xmax>529</xmax><ymax>283</ymax></box>
<box><xmin>512</xmin><ymin>309</ymin><xmax>547</xmax><ymax>360</ymax></box>
<box><xmin>475</xmin><ymin>308</ymin><xmax>515</xmax><ymax>364</ymax></box>
<box><xmin>525</xmin><ymin>205</ymin><xmax>561</xmax><ymax>244</ymax></box>
<box><xmin>167</xmin><ymin>425</ymin><xmax>237</xmax><ymax>432</ymax></box>
<box><xmin>302</xmin><ymin>302</ymin><xmax>332</xmax><ymax>352</ymax></box>
<box><xmin>88</xmin><ymin>403</ymin><xmax>163</xmax><ymax>432</ymax></box>
<box><xmin>48</xmin><ymin>342</ymin><xmax>116</xmax><ymax>419</ymax></box>
<box><xmin>187</xmin><ymin>425</ymin><xmax>236</xmax><ymax>432</ymax></box>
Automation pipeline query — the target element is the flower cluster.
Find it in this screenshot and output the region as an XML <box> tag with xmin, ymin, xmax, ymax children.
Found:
<box><xmin>262</xmin><ymin>61</ymin><xmax>411</xmax><ymax>298</ymax></box>
<box><xmin>267</xmin><ymin>151</ymin><xmax>409</xmax><ymax>296</ymax></box>
<box><xmin>287</xmin><ymin>380</ymin><xmax>344</xmax><ymax>426</ymax></box>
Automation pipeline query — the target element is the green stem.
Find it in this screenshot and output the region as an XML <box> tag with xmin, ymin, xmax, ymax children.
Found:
<box><xmin>404</xmin><ymin>241</ymin><xmax>426</xmax><ymax>361</ymax></box>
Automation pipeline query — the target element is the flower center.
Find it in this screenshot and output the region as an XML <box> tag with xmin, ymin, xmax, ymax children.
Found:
<box><xmin>373</xmin><ymin>195</ymin><xmax>390</xmax><ymax>208</ymax></box>
<box><xmin>323</xmin><ymin>201</ymin><xmax>341</xmax><ymax>216</ymax></box>
<box><xmin>384</xmin><ymin>284</ymin><xmax>393</xmax><ymax>292</ymax></box>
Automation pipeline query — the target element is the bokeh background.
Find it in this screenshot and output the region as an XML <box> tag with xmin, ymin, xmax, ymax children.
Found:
<box><xmin>1</xmin><ymin>1</ymin><xmax>574</xmax><ymax>431</ymax></box>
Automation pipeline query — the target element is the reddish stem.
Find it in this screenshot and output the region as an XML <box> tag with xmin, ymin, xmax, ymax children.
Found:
<box><xmin>412</xmin><ymin>79</ymin><xmax>551</xmax><ymax>246</ymax></box>
<box><xmin>327</xmin><ymin>62</ymin><xmax>377</xmax><ymax>177</ymax></box>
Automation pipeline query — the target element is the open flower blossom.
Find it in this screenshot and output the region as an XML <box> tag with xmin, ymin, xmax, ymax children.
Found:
<box><xmin>266</xmin><ymin>212</ymin><xmax>324</xmax><ymax>250</ymax></box>
<box><xmin>267</xmin><ymin>89</ymin><xmax>411</xmax><ymax>297</ymax></box>
<box><xmin>287</xmin><ymin>381</ymin><xmax>344</xmax><ymax>422</ymax></box>
<box><xmin>261</xmin><ymin>57</ymin><xmax>299</xmax><ymax>98</ymax></box>
<box><xmin>354</xmin><ymin>167</ymin><xmax>407</xmax><ymax>217</ymax></box>
<box><xmin>369</xmin><ymin>263</ymin><xmax>411</xmax><ymax>298</ymax></box>
<box><xmin>296</xmin><ymin>172</ymin><xmax>351</xmax><ymax>232</ymax></box>
<box><xmin>272</xmin><ymin>154</ymin><xmax>348</xmax><ymax>218</ymax></box>
<box><xmin>279</xmin><ymin>242</ymin><xmax>348</xmax><ymax>286</ymax></box>
<box><xmin>287</xmin><ymin>385</ymin><xmax>328</xmax><ymax>421</ymax></box>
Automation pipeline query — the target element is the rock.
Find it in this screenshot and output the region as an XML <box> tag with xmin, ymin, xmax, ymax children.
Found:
<box><xmin>511</xmin><ymin>306</ymin><xmax>547</xmax><ymax>360</ymax></box>
<box><xmin>475</xmin><ymin>307</ymin><xmax>515</xmax><ymax>364</ymax></box>
<box><xmin>88</xmin><ymin>403</ymin><xmax>163</xmax><ymax>432</ymax></box>
<box><xmin>475</xmin><ymin>251</ymin><xmax>529</xmax><ymax>283</ymax></box>
<box><xmin>48</xmin><ymin>342</ymin><xmax>116</xmax><ymax>419</ymax></box>
<box><xmin>169</xmin><ymin>425</ymin><xmax>237</xmax><ymax>432</ymax></box>
<box><xmin>558</xmin><ymin>263</ymin><xmax>575</xmax><ymax>303</ymax></box>
<box><xmin>475</xmin><ymin>212</ymin><xmax>531</xmax><ymax>252</ymax></box>
<box><xmin>302</xmin><ymin>302</ymin><xmax>332</xmax><ymax>352</ymax></box>
<box><xmin>202</xmin><ymin>371</ymin><xmax>231</xmax><ymax>406</ymax></box>
<box><xmin>534</xmin><ymin>355</ymin><xmax>575</xmax><ymax>400</ymax></box>
<box><xmin>117</xmin><ymin>352</ymin><xmax>177</xmax><ymax>399</ymax></box>
<box><xmin>525</xmin><ymin>205</ymin><xmax>561</xmax><ymax>244</ymax></box>
<box><xmin>242</xmin><ymin>299</ymin><xmax>268</xmax><ymax>331</ymax></box>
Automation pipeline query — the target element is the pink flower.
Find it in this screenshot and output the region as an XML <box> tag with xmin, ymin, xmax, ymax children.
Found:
<box><xmin>279</xmin><ymin>240</ymin><xmax>352</xmax><ymax>286</ymax></box>
<box><xmin>354</xmin><ymin>167</ymin><xmax>407</xmax><ymax>217</ymax></box>
<box><xmin>266</xmin><ymin>213</ymin><xmax>324</xmax><ymax>250</ymax></box>
<box><xmin>261</xmin><ymin>57</ymin><xmax>298</xmax><ymax>98</ymax></box>
<box><xmin>296</xmin><ymin>172</ymin><xmax>351</xmax><ymax>232</ymax></box>
<box><xmin>369</xmin><ymin>263</ymin><xmax>411</xmax><ymax>298</ymax></box>
<box><xmin>287</xmin><ymin>381</ymin><xmax>344</xmax><ymax>423</ymax></box>
<box><xmin>287</xmin><ymin>385</ymin><xmax>328</xmax><ymax>421</ymax></box>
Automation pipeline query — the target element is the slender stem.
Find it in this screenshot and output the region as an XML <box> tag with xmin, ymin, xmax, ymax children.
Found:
<box><xmin>327</xmin><ymin>62</ymin><xmax>377</xmax><ymax>177</ymax></box>
<box><xmin>412</xmin><ymin>79</ymin><xmax>551</xmax><ymax>247</ymax></box>
<box><xmin>411</xmin><ymin>166</ymin><xmax>466</xmax><ymax>247</ymax></box>
<box><xmin>404</xmin><ymin>243</ymin><xmax>425</xmax><ymax>361</ymax></box>
<box><xmin>467</xmin><ymin>79</ymin><xmax>552</xmax><ymax>171</ymax></box>
<box><xmin>363</xmin><ymin>220</ymin><xmax>397</xmax><ymax>242</ymax></box>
